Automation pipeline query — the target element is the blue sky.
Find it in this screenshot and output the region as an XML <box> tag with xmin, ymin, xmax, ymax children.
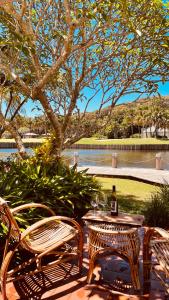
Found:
<box><xmin>117</xmin><ymin>81</ymin><xmax>169</xmax><ymax>104</ymax></box>
<box><xmin>23</xmin><ymin>80</ymin><xmax>169</xmax><ymax>117</ymax></box>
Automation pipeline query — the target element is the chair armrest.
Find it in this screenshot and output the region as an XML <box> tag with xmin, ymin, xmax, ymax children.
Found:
<box><xmin>20</xmin><ymin>216</ymin><xmax>82</xmax><ymax>241</ymax></box>
<box><xmin>151</xmin><ymin>227</ymin><xmax>169</xmax><ymax>240</ymax></box>
<box><xmin>11</xmin><ymin>203</ymin><xmax>56</xmax><ymax>216</ymax></box>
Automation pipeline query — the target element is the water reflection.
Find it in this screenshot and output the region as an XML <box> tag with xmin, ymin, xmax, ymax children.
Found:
<box><xmin>0</xmin><ymin>148</ymin><xmax>169</xmax><ymax>170</ymax></box>
<box><xmin>0</xmin><ymin>148</ymin><xmax>33</xmax><ymax>160</ymax></box>
<box><xmin>63</xmin><ymin>149</ymin><xmax>169</xmax><ymax>170</ymax></box>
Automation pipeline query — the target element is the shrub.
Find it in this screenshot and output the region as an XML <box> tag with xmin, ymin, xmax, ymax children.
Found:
<box><xmin>93</xmin><ymin>133</ymin><xmax>107</xmax><ymax>139</ymax></box>
<box><xmin>0</xmin><ymin>151</ymin><xmax>100</xmax><ymax>228</ymax></box>
<box><xmin>130</xmin><ymin>133</ymin><xmax>141</xmax><ymax>138</ymax></box>
<box><xmin>143</xmin><ymin>184</ymin><xmax>169</xmax><ymax>229</ymax></box>
<box><xmin>0</xmin><ymin>145</ymin><xmax>100</xmax><ymax>266</ymax></box>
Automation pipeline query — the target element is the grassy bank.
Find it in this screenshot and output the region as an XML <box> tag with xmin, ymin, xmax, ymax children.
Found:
<box><xmin>97</xmin><ymin>177</ymin><xmax>156</xmax><ymax>214</ymax></box>
<box><xmin>0</xmin><ymin>138</ymin><xmax>44</xmax><ymax>143</ymax></box>
<box><xmin>76</xmin><ymin>137</ymin><xmax>169</xmax><ymax>145</ymax></box>
<box><xmin>0</xmin><ymin>137</ymin><xmax>168</xmax><ymax>146</ymax></box>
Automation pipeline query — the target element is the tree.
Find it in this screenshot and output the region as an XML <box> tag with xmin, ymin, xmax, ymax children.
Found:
<box><xmin>0</xmin><ymin>73</ymin><xmax>27</xmax><ymax>156</ymax></box>
<box><xmin>133</xmin><ymin>104</ymin><xmax>144</xmax><ymax>137</ymax></box>
<box><xmin>0</xmin><ymin>0</ymin><xmax>168</xmax><ymax>155</ymax></box>
<box><xmin>97</xmin><ymin>96</ymin><xmax>169</xmax><ymax>139</ymax></box>
<box><xmin>149</xmin><ymin>96</ymin><xmax>169</xmax><ymax>137</ymax></box>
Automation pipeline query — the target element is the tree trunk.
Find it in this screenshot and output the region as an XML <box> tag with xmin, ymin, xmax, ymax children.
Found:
<box><xmin>37</xmin><ymin>91</ymin><xmax>63</xmax><ymax>155</ymax></box>
<box><xmin>0</xmin><ymin>127</ymin><xmax>5</xmax><ymax>138</ymax></box>
<box><xmin>0</xmin><ymin>114</ymin><xmax>26</xmax><ymax>158</ymax></box>
<box><xmin>9</xmin><ymin>126</ymin><xmax>27</xmax><ymax>158</ymax></box>
<box><xmin>154</xmin><ymin>126</ymin><xmax>158</xmax><ymax>138</ymax></box>
<box><xmin>131</xmin><ymin>124</ymin><xmax>134</xmax><ymax>137</ymax></box>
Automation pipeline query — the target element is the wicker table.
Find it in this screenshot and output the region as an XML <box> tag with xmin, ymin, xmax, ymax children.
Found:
<box><xmin>83</xmin><ymin>210</ymin><xmax>144</xmax><ymax>290</ymax></box>
<box><xmin>82</xmin><ymin>210</ymin><xmax>144</xmax><ymax>227</ymax></box>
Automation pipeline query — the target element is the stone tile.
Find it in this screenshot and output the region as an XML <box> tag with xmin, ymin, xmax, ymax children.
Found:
<box><xmin>147</xmin><ymin>290</ymin><xmax>166</xmax><ymax>300</ymax></box>
<box><xmin>43</xmin><ymin>285</ymin><xmax>91</xmax><ymax>300</ymax></box>
<box><xmin>0</xmin><ymin>227</ymin><xmax>167</xmax><ymax>300</ymax></box>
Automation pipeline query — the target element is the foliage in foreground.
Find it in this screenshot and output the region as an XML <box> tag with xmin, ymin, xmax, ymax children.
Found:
<box><xmin>143</xmin><ymin>184</ymin><xmax>169</xmax><ymax>229</ymax></box>
<box><xmin>0</xmin><ymin>151</ymin><xmax>100</xmax><ymax>232</ymax></box>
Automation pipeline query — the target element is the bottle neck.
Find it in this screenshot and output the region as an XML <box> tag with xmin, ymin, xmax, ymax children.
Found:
<box><xmin>112</xmin><ymin>185</ymin><xmax>116</xmax><ymax>193</ymax></box>
<box><xmin>112</xmin><ymin>186</ymin><xmax>117</xmax><ymax>201</ymax></box>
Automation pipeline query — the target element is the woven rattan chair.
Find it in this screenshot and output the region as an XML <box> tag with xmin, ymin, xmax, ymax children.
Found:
<box><xmin>0</xmin><ymin>197</ymin><xmax>83</xmax><ymax>300</ymax></box>
<box><xmin>143</xmin><ymin>227</ymin><xmax>169</xmax><ymax>295</ymax></box>
<box><xmin>87</xmin><ymin>223</ymin><xmax>141</xmax><ymax>290</ymax></box>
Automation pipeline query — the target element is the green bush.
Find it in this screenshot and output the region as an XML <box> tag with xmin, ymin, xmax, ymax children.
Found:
<box><xmin>0</xmin><ymin>143</ymin><xmax>100</xmax><ymax>267</ymax></box>
<box><xmin>0</xmin><ymin>151</ymin><xmax>100</xmax><ymax>230</ymax></box>
<box><xmin>93</xmin><ymin>133</ymin><xmax>107</xmax><ymax>139</ymax></box>
<box><xmin>143</xmin><ymin>184</ymin><xmax>169</xmax><ymax>228</ymax></box>
<box><xmin>130</xmin><ymin>133</ymin><xmax>141</xmax><ymax>138</ymax></box>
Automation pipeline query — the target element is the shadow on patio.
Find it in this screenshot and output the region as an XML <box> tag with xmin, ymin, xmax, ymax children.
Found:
<box><xmin>0</xmin><ymin>227</ymin><xmax>167</xmax><ymax>300</ymax></box>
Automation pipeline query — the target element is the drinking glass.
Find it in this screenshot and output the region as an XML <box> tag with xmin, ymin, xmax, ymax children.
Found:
<box><xmin>98</xmin><ymin>193</ymin><xmax>107</xmax><ymax>212</ymax></box>
<box><xmin>91</xmin><ymin>194</ymin><xmax>99</xmax><ymax>215</ymax></box>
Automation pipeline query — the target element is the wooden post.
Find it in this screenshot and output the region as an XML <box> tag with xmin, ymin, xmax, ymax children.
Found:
<box><xmin>112</xmin><ymin>153</ymin><xmax>118</xmax><ymax>168</ymax></box>
<box><xmin>155</xmin><ymin>153</ymin><xmax>162</xmax><ymax>170</ymax></box>
<box><xmin>74</xmin><ymin>152</ymin><xmax>79</xmax><ymax>165</ymax></box>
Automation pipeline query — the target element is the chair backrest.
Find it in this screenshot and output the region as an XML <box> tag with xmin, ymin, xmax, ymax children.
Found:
<box><xmin>0</xmin><ymin>197</ymin><xmax>20</xmax><ymax>243</ymax></box>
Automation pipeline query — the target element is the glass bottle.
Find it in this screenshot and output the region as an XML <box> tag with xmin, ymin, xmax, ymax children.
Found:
<box><xmin>111</xmin><ymin>185</ymin><xmax>118</xmax><ymax>216</ymax></box>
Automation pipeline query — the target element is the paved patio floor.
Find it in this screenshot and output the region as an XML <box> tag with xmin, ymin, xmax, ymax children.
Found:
<box><xmin>0</xmin><ymin>228</ymin><xmax>167</xmax><ymax>300</ymax></box>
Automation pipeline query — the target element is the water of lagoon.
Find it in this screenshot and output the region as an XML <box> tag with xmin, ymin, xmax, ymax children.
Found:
<box><xmin>0</xmin><ymin>148</ymin><xmax>33</xmax><ymax>160</ymax></box>
<box><xmin>0</xmin><ymin>148</ymin><xmax>168</xmax><ymax>170</ymax></box>
<box><xmin>64</xmin><ymin>149</ymin><xmax>169</xmax><ymax>170</ymax></box>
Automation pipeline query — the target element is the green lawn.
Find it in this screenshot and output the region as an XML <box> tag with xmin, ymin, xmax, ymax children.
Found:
<box><xmin>76</xmin><ymin>137</ymin><xmax>169</xmax><ymax>145</ymax></box>
<box><xmin>0</xmin><ymin>138</ymin><xmax>44</xmax><ymax>143</ymax></box>
<box><xmin>96</xmin><ymin>177</ymin><xmax>157</xmax><ymax>215</ymax></box>
<box><xmin>1</xmin><ymin>137</ymin><xmax>168</xmax><ymax>145</ymax></box>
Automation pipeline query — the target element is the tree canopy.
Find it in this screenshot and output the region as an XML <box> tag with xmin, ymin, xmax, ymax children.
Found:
<box><xmin>99</xmin><ymin>96</ymin><xmax>169</xmax><ymax>139</ymax></box>
<box><xmin>0</xmin><ymin>0</ymin><xmax>168</xmax><ymax>155</ymax></box>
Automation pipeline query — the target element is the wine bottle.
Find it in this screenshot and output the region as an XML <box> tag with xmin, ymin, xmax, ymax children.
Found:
<box><xmin>111</xmin><ymin>185</ymin><xmax>118</xmax><ymax>216</ymax></box>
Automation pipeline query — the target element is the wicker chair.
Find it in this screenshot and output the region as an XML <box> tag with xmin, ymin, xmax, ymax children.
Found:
<box><xmin>143</xmin><ymin>227</ymin><xmax>169</xmax><ymax>295</ymax></box>
<box><xmin>87</xmin><ymin>223</ymin><xmax>141</xmax><ymax>290</ymax></box>
<box><xmin>0</xmin><ymin>197</ymin><xmax>83</xmax><ymax>300</ymax></box>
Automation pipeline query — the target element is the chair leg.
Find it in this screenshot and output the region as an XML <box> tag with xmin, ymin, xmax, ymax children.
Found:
<box><xmin>78</xmin><ymin>254</ymin><xmax>83</xmax><ymax>273</ymax></box>
<box><xmin>130</xmin><ymin>262</ymin><xmax>141</xmax><ymax>291</ymax></box>
<box><xmin>143</xmin><ymin>228</ymin><xmax>153</xmax><ymax>293</ymax></box>
<box><xmin>87</xmin><ymin>256</ymin><xmax>95</xmax><ymax>284</ymax></box>
<box><xmin>1</xmin><ymin>274</ymin><xmax>7</xmax><ymax>300</ymax></box>
<box><xmin>77</xmin><ymin>231</ymin><xmax>83</xmax><ymax>273</ymax></box>
<box><xmin>1</xmin><ymin>251</ymin><xmax>14</xmax><ymax>300</ymax></box>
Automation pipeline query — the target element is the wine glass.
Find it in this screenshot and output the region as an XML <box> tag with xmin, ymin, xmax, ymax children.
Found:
<box><xmin>91</xmin><ymin>194</ymin><xmax>99</xmax><ymax>215</ymax></box>
<box><xmin>98</xmin><ymin>193</ymin><xmax>107</xmax><ymax>212</ymax></box>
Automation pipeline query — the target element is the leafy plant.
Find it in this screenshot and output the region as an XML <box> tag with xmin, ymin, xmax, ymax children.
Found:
<box><xmin>130</xmin><ymin>133</ymin><xmax>141</xmax><ymax>138</ymax></box>
<box><xmin>143</xmin><ymin>184</ymin><xmax>169</xmax><ymax>229</ymax></box>
<box><xmin>0</xmin><ymin>151</ymin><xmax>100</xmax><ymax>232</ymax></box>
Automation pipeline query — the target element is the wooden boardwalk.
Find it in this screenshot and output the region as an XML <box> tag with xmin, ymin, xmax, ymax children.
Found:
<box><xmin>77</xmin><ymin>166</ymin><xmax>169</xmax><ymax>185</ymax></box>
